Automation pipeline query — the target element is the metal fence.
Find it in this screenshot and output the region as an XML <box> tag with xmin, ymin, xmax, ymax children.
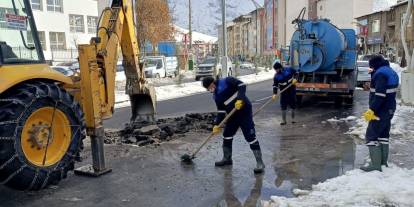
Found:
<box><xmin>50</xmin><ymin>48</ymin><xmax>79</xmax><ymax>62</ymax></box>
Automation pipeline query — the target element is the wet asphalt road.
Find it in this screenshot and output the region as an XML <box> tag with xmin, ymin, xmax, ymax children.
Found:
<box><xmin>0</xmin><ymin>83</ymin><xmax>390</xmax><ymax>207</ymax></box>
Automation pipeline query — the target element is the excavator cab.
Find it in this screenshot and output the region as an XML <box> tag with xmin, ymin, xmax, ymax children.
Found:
<box><xmin>0</xmin><ymin>0</ymin><xmax>45</xmax><ymax>65</ymax></box>
<box><xmin>0</xmin><ymin>0</ymin><xmax>156</xmax><ymax>190</ymax></box>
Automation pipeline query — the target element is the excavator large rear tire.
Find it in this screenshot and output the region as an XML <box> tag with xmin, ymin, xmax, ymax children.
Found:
<box><xmin>0</xmin><ymin>81</ymin><xmax>85</xmax><ymax>190</ymax></box>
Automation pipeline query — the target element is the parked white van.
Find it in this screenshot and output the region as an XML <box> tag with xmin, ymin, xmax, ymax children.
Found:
<box><xmin>144</xmin><ymin>56</ymin><xmax>178</xmax><ymax>78</ymax></box>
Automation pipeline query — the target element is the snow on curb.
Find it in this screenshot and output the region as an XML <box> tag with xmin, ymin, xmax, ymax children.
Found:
<box><xmin>262</xmin><ymin>165</ymin><xmax>414</xmax><ymax>207</ymax></box>
<box><xmin>114</xmin><ymin>70</ymin><xmax>274</xmax><ymax>108</ymax></box>
<box><xmin>345</xmin><ymin>104</ymin><xmax>414</xmax><ymax>140</ymax></box>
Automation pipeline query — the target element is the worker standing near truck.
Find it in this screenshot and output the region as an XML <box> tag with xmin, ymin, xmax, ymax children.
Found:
<box><xmin>202</xmin><ymin>76</ymin><xmax>265</xmax><ymax>174</ymax></box>
<box><xmin>361</xmin><ymin>55</ymin><xmax>399</xmax><ymax>172</ymax></box>
<box><xmin>272</xmin><ymin>62</ymin><xmax>298</xmax><ymax>125</ymax></box>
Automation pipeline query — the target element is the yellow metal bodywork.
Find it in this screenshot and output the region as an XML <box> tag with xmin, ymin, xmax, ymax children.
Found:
<box><xmin>0</xmin><ymin>64</ymin><xmax>73</xmax><ymax>94</ymax></box>
<box><xmin>21</xmin><ymin>107</ymin><xmax>72</xmax><ymax>167</ymax></box>
<box><xmin>75</xmin><ymin>0</ymin><xmax>156</xmax><ymax>132</ymax></box>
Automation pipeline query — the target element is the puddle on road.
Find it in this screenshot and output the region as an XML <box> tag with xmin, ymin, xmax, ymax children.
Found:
<box><xmin>210</xmin><ymin>97</ymin><xmax>369</xmax><ymax>206</ymax></box>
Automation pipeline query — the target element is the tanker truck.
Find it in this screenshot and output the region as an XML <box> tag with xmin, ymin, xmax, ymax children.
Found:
<box><xmin>289</xmin><ymin>9</ymin><xmax>357</xmax><ymax>105</ymax></box>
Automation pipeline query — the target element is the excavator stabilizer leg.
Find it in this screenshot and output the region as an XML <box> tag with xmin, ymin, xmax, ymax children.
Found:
<box><xmin>74</xmin><ymin>128</ymin><xmax>112</xmax><ymax>177</ymax></box>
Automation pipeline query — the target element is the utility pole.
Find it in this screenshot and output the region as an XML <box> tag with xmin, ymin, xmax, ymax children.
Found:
<box><xmin>189</xmin><ymin>0</ymin><xmax>192</xmax><ymax>50</ymax></box>
<box><xmin>221</xmin><ymin>0</ymin><xmax>228</xmax><ymax>77</ymax></box>
<box><xmin>188</xmin><ymin>0</ymin><xmax>193</xmax><ymax>70</ymax></box>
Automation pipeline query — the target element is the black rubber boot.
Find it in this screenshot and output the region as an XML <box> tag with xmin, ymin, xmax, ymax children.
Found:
<box><xmin>291</xmin><ymin>110</ymin><xmax>296</xmax><ymax>124</ymax></box>
<box><xmin>280</xmin><ymin>110</ymin><xmax>287</xmax><ymax>125</ymax></box>
<box><xmin>360</xmin><ymin>146</ymin><xmax>382</xmax><ymax>172</ymax></box>
<box><xmin>252</xmin><ymin>150</ymin><xmax>265</xmax><ymax>174</ymax></box>
<box><xmin>215</xmin><ymin>146</ymin><xmax>233</xmax><ymax>167</ymax></box>
<box><xmin>381</xmin><ymin>144</ymin><xmax>389</xmax><ymax>167</ymax></box>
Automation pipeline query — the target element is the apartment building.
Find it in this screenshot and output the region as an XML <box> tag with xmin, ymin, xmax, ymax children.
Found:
<box><xmin>0</xmin><ymin>0</ymin><xmax>98</xmax><ymax>61</ymax></box>
<box><xmin>356</xmin><ymin>0</ymin><xmax>414</xmax><ymax>63</ymax></box>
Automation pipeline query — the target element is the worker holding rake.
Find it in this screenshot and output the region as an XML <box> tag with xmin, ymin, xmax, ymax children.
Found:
<box><xmin>202</xmin><ymin>76</ymin><xmax>265</xmax><ymax>174</ymax></box>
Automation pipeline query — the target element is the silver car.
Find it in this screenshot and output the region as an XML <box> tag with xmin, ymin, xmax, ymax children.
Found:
<box><xmin>357</xmin><ymin>60</ymin><xmax>371</xmax><ymax>87</ymax></box>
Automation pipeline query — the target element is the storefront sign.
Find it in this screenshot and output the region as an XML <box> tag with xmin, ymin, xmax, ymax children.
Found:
<box><xmin>6</xmin><ymin>14</ymin><xmax>27</xmax><ymax>31</ymax></box>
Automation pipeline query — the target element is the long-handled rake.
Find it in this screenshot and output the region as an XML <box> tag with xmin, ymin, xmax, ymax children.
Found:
<box><xmin>180</xmin><ymin>83</ymin><xmax>293</xmax><ymax>164</ymax></box>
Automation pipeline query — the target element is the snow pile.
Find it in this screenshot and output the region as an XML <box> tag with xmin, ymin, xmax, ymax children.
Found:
<box><xmin>262</xmin><ymin>165</ymin><xmax>414</xmax><ymax>207</ymax></box>
<box><xmin>345</xmin><ymin>104</ymin><xmax>414</xmax><ymax>140</ymax></box>
<box><xmin>327</xmin><ymin>116</ymin><xmax>358</xmax><ymax>123</ymax></box>
<box><xmin>115</xmin><ymin>70</ymin><xmax>274</xmax><ymax>108</ymax></box>
<box><xmin>390</xmin><ymin>63</ymin><xmax>407</xmax><ymax>82</ymax></box>
<box><xmin>174</xmin><ymin>26</ymin><xmax>218</xmax><ymax>44</ymax></box>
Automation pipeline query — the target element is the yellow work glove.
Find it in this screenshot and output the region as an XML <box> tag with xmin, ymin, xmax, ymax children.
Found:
<box><xmin>363</xmin><ymin>109</ymin><xmax>380</xmax><ymax>122</ymax></box>
<box><xmin>292</xmin><ymin>79</ymin><xmax>298</xmax><ymax>85</ymax></box>
<box><xmin>272</xmin><ymin>94</ymin><xmax>277</xmax><ymax>101</ymax></box>
<box><xmin>212</xmin><ymin>125</ymin><xmax>221</xmax><ymax>135</ymax></box>
<box><xmin>235</xmin><ymin>100</ymin><xmax>244</xmax><ymax>110</ymax></box>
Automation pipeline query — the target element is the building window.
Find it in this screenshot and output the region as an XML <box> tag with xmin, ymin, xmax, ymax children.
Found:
<box><xmin>47</xmin><ymin>0</ymin><xmax>63</xmax><ymax>12</ymax></box>
<box><xmin>27</xmin><ymin>31</ymin><xmax>46</xmax><ymax>50</ymax></box>
<box><xmin>49</xmin><ymin>32</ymin><xmax>66</xmax><ymax>50</ymax></box>
<box><xmin>372</xmin><ymin>19</ymin><xmax>380</xmax><ymax>33</ymax></box>
<box><xmin>69</xmin><ymin>14</ymin><xmax>85</xmax><ymax>33</ymax></box>
<box><xmin>87</xmin><ymin>16</ymin><xmax>98</xmax><ymax>34</ymax></box>
<box><xmin>0</xmin><ymin>7</ymin><xmax>15</xmax><ymax>28</ymax></box>
<box><xmin>31</xmin><ymin>0</ymin><xmax>43</xmax><ymax>11</ymax></box>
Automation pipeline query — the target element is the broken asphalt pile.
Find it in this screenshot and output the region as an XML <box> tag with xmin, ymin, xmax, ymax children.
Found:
<box><xmin>104</xmin><ymin>113</ymin><xmax>216</xmax><ymax>147</ymax></box>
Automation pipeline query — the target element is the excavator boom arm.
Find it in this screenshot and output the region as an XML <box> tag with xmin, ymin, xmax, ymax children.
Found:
<box><xmin>77</xmin><ymin>0</ymin><xmax>156</xmax><ymax>133</ymax></box>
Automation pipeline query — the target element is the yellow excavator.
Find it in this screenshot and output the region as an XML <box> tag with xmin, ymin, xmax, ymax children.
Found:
<box><xmin>0</xmin><ymin>0</ymin><xmax>156</xmax><ymax>190</ymax></box>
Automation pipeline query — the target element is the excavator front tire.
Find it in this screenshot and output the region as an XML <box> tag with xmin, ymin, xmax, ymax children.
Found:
<box><xmin>0</xmin><ymin>81</ymin><xmax>85</xmax><ymax>190</ymax></box>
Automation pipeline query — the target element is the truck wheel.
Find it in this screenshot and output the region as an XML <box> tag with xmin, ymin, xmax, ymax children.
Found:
<box><xmin>155</xmin><ymin>73</ymin><xmax>161</xmax><ymax>79</ymax></box>
<box><xmin>334</xmin><ymin>97</ymin><xmax>343</xmax><ymax>107</ymax></box>
<box><xmin>195</xmin><ymin>76</ymin><xmax>200</xmax><ymax>81</ymax></box>
<box><xmin>0</xmin><ymin>82</ymin><xmax>85</xmax><ymax>190</ymax></box>
<box><xmin>296</xmin><ymin>95</ymin><xmax>303</xmax><ymax>107</ymax></box>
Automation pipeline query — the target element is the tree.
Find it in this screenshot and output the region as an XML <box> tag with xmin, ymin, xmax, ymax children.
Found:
<box><xmin>136</xmin><ymin>0</ymin><xmax>174</xmax><ymax>54</ymax></box>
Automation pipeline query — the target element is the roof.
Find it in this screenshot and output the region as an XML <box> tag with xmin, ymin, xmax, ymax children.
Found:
<box><xmin>355</xmin><ymin>0</ymin><xmax>408</xmax><ymax>19</ymax></box>
<box><xmin>355</xmin><ymin>9</ymin><xmax>388</xmax><ymax>19</ymax></box>
<box><xmin>174</xmin><ymin>25</ymin><xmax>218</xmax><ymax>44</ymax></box>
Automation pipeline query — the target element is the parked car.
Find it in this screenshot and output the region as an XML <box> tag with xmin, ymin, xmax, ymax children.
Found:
<box><xmin>360</xmin><ymin>54</ymin><xmax>389</xmax><ymax>61</ymax></box>
<box><xmin>195</xmin><ymin>57</ymin><xmax>232</xmax><ymax>81</ymax></box>
<box><xmin>195</xmin><ymin>57</ymin><xmax>216</xmax><ymax>81</ymax></box>
<box><xmin>51</xmin><ymin>66</ymin><xmax>75</xmax><ymax>76</ymax></box>
<box><xmin>240</xmin><ymin>61</ymin><xmax>254</xmax><ymax>70</ymax></box>
<box><xmin>357</xmin><ymin>60</ymin><xmax>371</xmax><ymax>87</ymax></box>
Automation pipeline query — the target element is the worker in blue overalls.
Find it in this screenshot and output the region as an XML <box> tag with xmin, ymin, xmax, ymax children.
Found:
<box><xmin>202</xmin><ymin>76</ymin><xmax>265</xmax><ymax>174</ymax></box>
<box><xmin>272</xmin><ymin>62</ymin><xmax>298</xmax><ymax>125</ymax></box>
<box><xmin>361</xmin><ymin>55</ymin><xmax>399</xmax><ymax>172</ymax></box>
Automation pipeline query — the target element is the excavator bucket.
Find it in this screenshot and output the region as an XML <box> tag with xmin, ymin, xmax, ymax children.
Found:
<box><xmin>127</xmin><ymin>62</ymin><xmax>157</xmax><ymax>123</ymax></box>
<box><xmin>130</xmin><ymin>87</ymin><xmax>157</xmax><ymax>123</ymax></box>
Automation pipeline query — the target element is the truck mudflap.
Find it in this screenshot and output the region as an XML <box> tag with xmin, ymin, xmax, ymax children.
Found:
<box><xmin>296</xmin><ymin>82</ymin><xmax>354</xmax><ymax>97</ymax></box>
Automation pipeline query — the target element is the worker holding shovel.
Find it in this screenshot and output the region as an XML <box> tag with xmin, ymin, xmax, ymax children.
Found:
<box><xmin>202</xmin><ymin>76</ymin><xmax>265</xmax><ymax>174</ymax></box>
<box><xmin>272</xmin><ymin>62</ymin><xmax>298</xmax><ymax>125</ymax></box>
